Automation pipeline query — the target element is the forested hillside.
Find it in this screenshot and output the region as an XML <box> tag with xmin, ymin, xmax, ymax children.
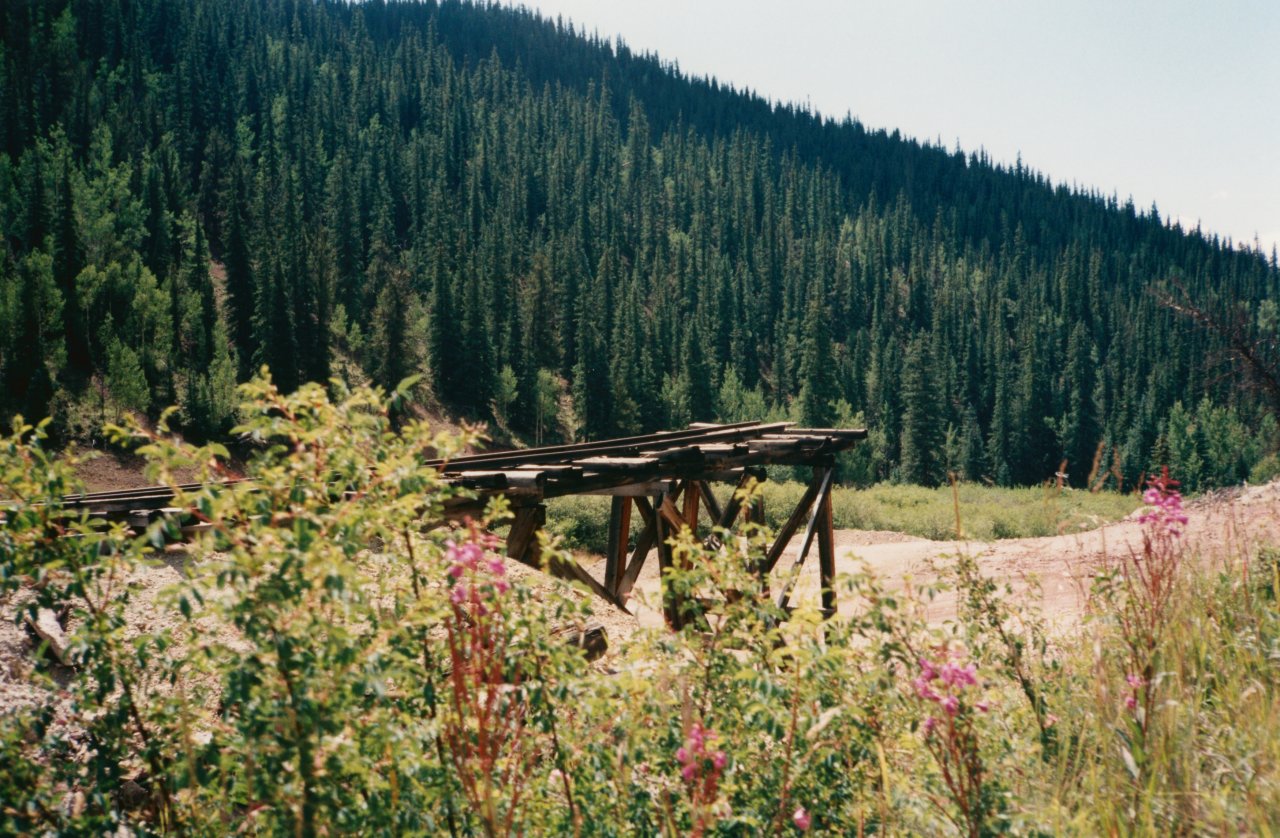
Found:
<box><xmin>2</xmin><ymin>0</ymin><xmax>1277</xmax><ymax>488</ymax></box>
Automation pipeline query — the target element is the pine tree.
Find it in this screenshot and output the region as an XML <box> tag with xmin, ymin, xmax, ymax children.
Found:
<box><xmin>796</xmin><ymin>290</ymin><xmax>837</xmax><ymax>427</ymax></box>
<box><xmin>899</xmin><ymin>333</ymin><xmax>945</xmax><ymax>486</ymax></box>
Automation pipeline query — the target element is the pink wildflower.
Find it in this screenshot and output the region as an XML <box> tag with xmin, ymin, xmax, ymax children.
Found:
<box><xmin>915</xmin><ymin>651</ymin><xmax>986</xmax><ymax>723</ymax></box>
<box><xmin>793</xmin><ymin>806</ymin><xmax>811</xmax><ymax>831</ymax></box>
<box><xmin>676</xmin><ymin>722</ymin><xmax>728</xmax><ymax>788</ymax></box>
<box><xmin>913</xmin><ymin>676</ymin><xmax>939</xmax><ymax>701</ymax></box>
<box><xmin>1125</xmin><ymin>696</ymin><xmax>1138</xmax><ymax>711</ymax></box>
<box><xmin>1126</xmin><ymin>673</ymin><xmax>1146</xmax><ymax>689</ymax></box>
<box><xmin>940</xmin><ymin>661</ymin><xmax>978</xmax><ymax>688</ymax></box>
<box><xmin>1138</xmin><ymin>471</ymin><xmax>1188</xmax><ymax>538</ymax></box>
<box><xmin>445</xmin><ymin>520</ymin><xmax>513</xmax><ymax>609</ymax></box>
<box><xmin>923</xmin><ymin>716</ymin><xmax>939</xmax><ymax>735</ymax></box>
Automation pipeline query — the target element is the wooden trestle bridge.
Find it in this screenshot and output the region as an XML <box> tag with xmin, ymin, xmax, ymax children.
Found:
<box><xmin>58</xmin><ymin>421</ymin><xmax>866</xmax><ymax>629</ymax></box>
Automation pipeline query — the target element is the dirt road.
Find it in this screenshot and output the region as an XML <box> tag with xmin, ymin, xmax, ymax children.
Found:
<box><xmin>614</xmin><ymin>482</ymin><xmax>1280</xmax><ymax>630</ymax></box>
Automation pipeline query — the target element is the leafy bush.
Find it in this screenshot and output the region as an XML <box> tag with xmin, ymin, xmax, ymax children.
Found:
<box><xmin>2</xmin><ymin>377</ymin><xmax>1279</xmax><ymax>834</ymax></box>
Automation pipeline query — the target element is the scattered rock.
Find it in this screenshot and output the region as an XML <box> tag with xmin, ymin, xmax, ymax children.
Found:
<box><xmin>25</xmin><ymin>608</ymin><xmax>70</xmax><ymax>664</ymax></box>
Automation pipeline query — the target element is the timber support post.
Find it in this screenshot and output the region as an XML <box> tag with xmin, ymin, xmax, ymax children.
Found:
<box><xmin>604</xmin><ymin>496</ymin><xmax>631</xmax><ymax>594</ymax></box>
<box><xmin>772</xmin><ymin>464</ymin><xmax>836</xmax><ymax>616</ymax></box>
<box><xmin>817</xmin><ymin>468</ymin><xmax>837</xmax><ymax>619</ymax></box>
<box><xmin>507</xmin><ymin>503</ymin><xmax>627</xmax><ymax>610</ymax></box>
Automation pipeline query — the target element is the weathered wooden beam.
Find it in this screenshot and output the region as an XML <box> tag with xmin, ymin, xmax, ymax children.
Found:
<box><xmin>774</xmin><ymin>467</ymin><xmax>834</xmax><ymax>612</ymax></box>
<box><xmin>762</xmin><ymin>471</ymin><xmax>826</xmax><ymax>574</ymax></box>
<box><xmin>715</xmin><ymin>469</ymin><xmax>761</xmax><ymax>531</ymax></box>
<box><xmin>682</xmin><ymin>479</ymin><xmax>701</xmax><ymax>540</ymax></box>
<box><xmin>572</xmin><ymin>456</ymin><xmax>660</xmax><ymax>470</ymax></box>
<box><xmin>549</xmin><ymin>621</ymin><xmax>610</xmax><ymax>662</ymax></box>
<box><xmin>506</xmin><ymin>505</ymin><xmax>627</xmax><ymax>610</ymax></box>
<box><xmin>654</xmin><ymin>494</ymin><xmax>682</xmax><ymax>629</ymax></box>
<box><xmin>515</xmin><ymin>464</ymin><xmax>584</xmax><ymax>477</ymax></box>
<box><xmin>697</xmin><ymin>479</ymin><xmax>722</xmax><ymax>527</ymax></box>
<box><xmin>817</xmin><ymin>472</ymin><xmax>837</xmax><ymax>619</ymax></box>
<box><xmin>446</xmin><ymin>470</ymin><xmax>547</xmax><ymax>491</ymax></box>
<box><xmin>604</xmin><ymin>496</ymin><xmax>631</xmax><ymax>593</ymax></box>
<box><xmin>580</xmin><ymin>480</ymin><xmax>677</xmax><ymax>497</ymax></box>
<box><xmin>787</xmin><ymin>427</ymin><xmax>869</xmax><ymax>439</ymax></box>
<box><xmin>616</xmin><ymin>496</ymin><xmax>658</xmax><ymax>599</ymax></box>
<box><xmin>425</xmin><ymin>420</ymin><xmax>792</xmax><ymax>471</ymax></box>
<box><xmin>505</xmin><ymin>505</ymin><xmax>543</xmax><ymax>567</ymax></box>
<box><xmin>657</xmin><ymin>494</ymin><xmax>692</xmax><ymax>533</ymax></box>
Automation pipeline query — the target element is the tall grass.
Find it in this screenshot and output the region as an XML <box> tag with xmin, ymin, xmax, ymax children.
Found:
<box><xmin>546</xmin><ymin>480</ymin><xmax>1140</xmax><ymax>553</ymax></box>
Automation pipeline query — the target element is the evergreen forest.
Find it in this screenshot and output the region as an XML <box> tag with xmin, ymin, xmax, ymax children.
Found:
<box><xmin>2</xmin><ymin>0</ymin><xmax>1278</xmax><ymax>489</ymax></box>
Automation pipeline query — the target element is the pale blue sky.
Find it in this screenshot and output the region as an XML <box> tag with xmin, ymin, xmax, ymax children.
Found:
<box><xmin>505</xmin><ymin>0</ymin><xmax>1280</xmax><ymax>254</ymax></box>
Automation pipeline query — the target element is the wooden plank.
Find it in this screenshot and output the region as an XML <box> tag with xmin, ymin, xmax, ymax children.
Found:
<box><xmin>645</xmin><ymin>446</ymin><xmax>706</xmax><ymax>466</ymax></box>
<box><xmin>580</xmin><ymin>480</ymin><xmax>676</xmax><ymax>497</ymax></box>
<box><xmin>817</xmin><ymin>471</ymin><xmax>837</xmax><ymax>619</ymax></box>
<box><xmin>604</xmin><ymin>497</ymin><xmax>630</xmax><ymax>593</ymax></box>
<box><xmin>450</xmin><ymin>472</ymin><xmax>509</xmax><ymax>490</ymax></box>
<box><xmin>515</xmin><ymin>464</ymin><xmax>584</xmax><ymax>476</ymax></box>
<box><xmin>788</xmin><ymin>427</ymin><xmax>869</xmax><ymax>439</ymax></box>
<box><xmin>572</xmin><ymin>456</ymin><xmax>660</xmax><ymax>469</ymax></box>
<box><xmin>446</xmin><ymin>470</ymin><xmax>546</xmax><ymax>490</ymax></box>
<box><xmin>425</xmin><ymin>420</ymin><xmax>791</xmax><ymax>471</ymax></box>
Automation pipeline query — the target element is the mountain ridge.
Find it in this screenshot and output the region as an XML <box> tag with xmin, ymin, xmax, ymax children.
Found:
<box><xmin>0</xmin><ymin>0</ymin><xmax>1276</xmax><ymax>490</ymax></box>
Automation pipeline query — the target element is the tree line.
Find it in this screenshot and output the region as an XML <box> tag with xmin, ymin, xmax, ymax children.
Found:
<box><xmin>1</xmin><ymin>0</ymin><xmax>1277</xmax><ymax>488</ymax></box>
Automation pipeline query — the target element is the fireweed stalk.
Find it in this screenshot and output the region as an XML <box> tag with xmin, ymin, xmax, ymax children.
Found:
<box><xmin>1117</xmin><ymin>470</ymin><xmax>1188</xmax><ymax>752</ymax></box>
<box><xmin>441</xmin><ymin>521</ymin><xmax>528</xmax><ymax>838</ymax></box>
<box><xmin>674</xmin><ymin>722</ymin><xmax>728</xmax><ymax>838</ymax></box>
<box><xmin>912</xmin><ymin>648</ymin><xmax>994</xmax><ymax>838</ymax></box>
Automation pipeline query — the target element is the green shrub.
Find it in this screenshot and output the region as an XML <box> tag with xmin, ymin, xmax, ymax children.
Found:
<box><xmin>1250</xmin><ymin>452</ymin><xmax>1280</xmax><ymax>484</ymax></box>
<box><xmin>2</xmin><ymin>379</ymin><xmax>1278</xmax><ymax>834</ymax></box>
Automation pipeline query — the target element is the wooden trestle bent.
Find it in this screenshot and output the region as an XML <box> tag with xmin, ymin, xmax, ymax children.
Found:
<box><xmin>436</xmin><ymin>421</ymin><xmax>864</xmax><ymax>627</ymax></box>
<box><xmin>51</xmin><ymin>421</ymin><xmax>865</xmax><ymax>629</ymax></box>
